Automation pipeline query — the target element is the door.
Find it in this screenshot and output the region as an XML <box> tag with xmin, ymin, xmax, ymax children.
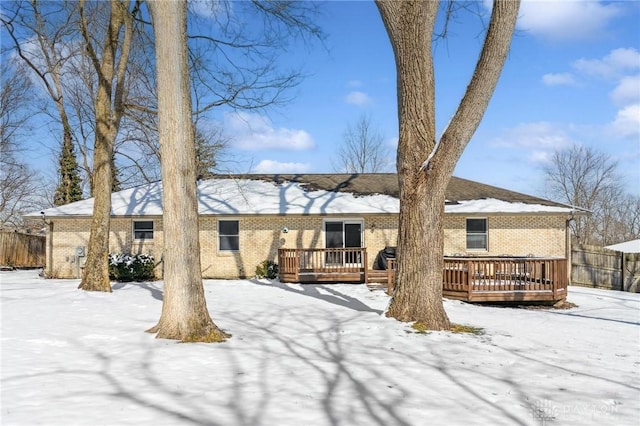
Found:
<box><xmin>344</xmin><ymin>223</ymin><xmax>362</xmax><ymax>265</ymax></box>
<box><xmin>324</xmin><ymin>220</ymin><xmax>363</xmax><ymax>266</ymax></box>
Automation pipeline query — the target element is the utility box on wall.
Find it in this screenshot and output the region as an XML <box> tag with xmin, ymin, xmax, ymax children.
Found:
<box><xmin>75</xmin><ymin>246</ymin><xmax>86</xmax><ymax>278</ymax></box>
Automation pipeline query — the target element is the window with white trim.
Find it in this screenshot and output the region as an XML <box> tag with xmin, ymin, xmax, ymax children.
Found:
<box><xmin>324</xmin><ymin>219</ymin><xmax>364</xmax><ymax>265</ymax></box>
<box><xmin>219</xmin><ymin>220</ymin><xmax>239</xmax><ymax>252</ymax></box>
<box><xmin>466</xmin><ymin>218</ymin><xmax>487</xmax><ymax>250</ymax></box>
<box><xmin>133</xmin><ymin>221</ymin><xmax>154</xmax><ymax>241</ymax></box>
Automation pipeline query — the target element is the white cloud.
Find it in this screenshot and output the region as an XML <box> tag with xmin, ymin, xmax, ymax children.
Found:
<box><xmin>540</xmin><ymin>51</ymin><xmax>639</xmax><ymax>144</ymax></box>
<box><xmin>252</xmin><ymin>160</ymin><xmax>312</xmax><ymax>174</ymax></box>
<box><xmin>529</xmin><ymin>150</ymin><xmax>553</xmax><ymax>164</ymax></box>
<box><xmin>609</xmin><ymin>104</ymin><xmax>640</xmax><ymax>139</ymax></box>
<box><xmin>517</xmin><ymin>0</ymin><xmax>622</xmax><ymax>41</ymax></box>
<box><xmin>542</xmin><ymin>72</ymin><xmax>576</xmax><ymax>86</ymax></box>
<box><xmin>188</xmin><ymin>0</ymin><xmax>223</xmax><ymax>19</ymax></box>
<box><xmin>345</xmin><ymin>91</ymin><xmax>373</xmax><ymax>106</ymax></box>
<box><xmin>225</xmin><ymin>112</ymin><xmax>315</xmax><ymax>151</ymax></box>
<box><xmin>572</xmin><ymin>48</ymin><xmax>640</xmax><ymax>79</ymax></box>
<box><xmin>490</xmin><ymin>122</ymin><xmax>574</xmax><ymax>151</ymax></box>
<box><xmin>610</xmin><ymin>75</ymin><xmax>640</xmax><ymax>107</ymax></box>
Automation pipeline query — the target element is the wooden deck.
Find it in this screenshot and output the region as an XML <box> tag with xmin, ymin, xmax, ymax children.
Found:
<box><xmin>278</xmin><ymin>248</ymin><xmax>568</xmax><ymax>303</ymax></box>
<box><xmin>441</xmin><ymin>257</ymin><xmax>567</xmax><ymax>302</ymax></box>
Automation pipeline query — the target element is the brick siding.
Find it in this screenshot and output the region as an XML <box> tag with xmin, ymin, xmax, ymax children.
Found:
<box><xmin>45</xmin><ymin>213</ymin><xmax>567</xmax><ymax>279</ymax></box>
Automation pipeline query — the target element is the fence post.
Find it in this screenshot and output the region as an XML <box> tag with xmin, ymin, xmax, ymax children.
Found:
<box><xmin>621</xmin><ymin>253</ymin><xmax>626</xmax><ymax>292</ymax></box>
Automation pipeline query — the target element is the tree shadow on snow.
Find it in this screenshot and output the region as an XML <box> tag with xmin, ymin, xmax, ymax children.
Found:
<box><xmin>248</xmin><ymin>279</ymin><xmax>383</xmax><ymax>314</ymax></box>
<box><xmin>112</xmin><ymin>281</ymin><xmax>163</xmax><ymax>301</ymax></box>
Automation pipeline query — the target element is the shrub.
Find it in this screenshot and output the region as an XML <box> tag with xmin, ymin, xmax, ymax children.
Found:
<box><xmin>255</xmin><ymin>259</ymin><xmax>278</xmax><ymax>279</ymax></box>
<box><xmin>109</xmin><ymin>253</ymin><xmax>155</xmax><ymax>282</ymax></box>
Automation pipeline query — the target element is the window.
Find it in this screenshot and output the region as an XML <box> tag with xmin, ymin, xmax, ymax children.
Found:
<box><xmin>324</xmin><ymin>220</ymin><xmax>363</xmax><ymax>249</ymax></box>
<box><xmin>133</xmin><ymin>221</ymin><xmax>154</xmax><ymax>240</ymax></box>
<box><xmin>324</xmin><ymin>220</ymin><xmax>363</xmax><ymax>265</ymax></box>
<box><xmin>466</xmin><ymin>218</ymin><xmax>487</xmax><ymax>250</ymax></box>
<box><xmin>219</xmin><ymin>220</ymin><xmax>239</xmax><ymax>252</ymax></box>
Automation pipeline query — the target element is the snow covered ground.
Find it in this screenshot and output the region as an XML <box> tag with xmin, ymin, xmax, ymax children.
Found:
<box><xmin>1</xmin><ymin>269</ymin><xmax>638</xmax><ymax>426</ymax></box>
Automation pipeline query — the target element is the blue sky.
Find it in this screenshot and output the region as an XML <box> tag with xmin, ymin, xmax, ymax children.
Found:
<box><xmin>7</xmin><ymin>0</ymin><xmax>639</xmax><ymax>199</ymax></box>
<box><xmin>210</xmin><ymin>0</ymin><xmax>640</xmax><ymax>198</ymax></box>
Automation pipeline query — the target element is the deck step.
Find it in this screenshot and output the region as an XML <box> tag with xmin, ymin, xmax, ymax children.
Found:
<box><xmin>365</xmin><ymin>280</ymin><xmax>390</xmax><ymax>293</ymax></box>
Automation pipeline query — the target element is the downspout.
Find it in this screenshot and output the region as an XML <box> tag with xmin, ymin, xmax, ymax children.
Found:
<box><xmin>566</xmin><ymin>216</ymin><xmax>573</xmax><ymax>287</ymax></box>
<box><xmin>48</xmin><ymin>221</ymin><xmax>54</xmax><ymax>278</ymax></box>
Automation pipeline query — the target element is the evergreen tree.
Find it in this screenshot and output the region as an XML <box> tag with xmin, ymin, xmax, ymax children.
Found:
<box><xmin>111</xmin><ymin>153</ymin><xmax>121</xmax><ymax>192</ymax></box>
<box><xmin>53</xmin><ymin>134</ymin><xmax>82</xmax><ymax>206</ymax></box>
<box><xmin>88</xmin><ymin>155</ymin><xmax>120</xmax><ymax>196</ymax></box>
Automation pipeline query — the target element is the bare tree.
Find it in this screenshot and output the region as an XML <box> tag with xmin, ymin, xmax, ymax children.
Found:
<box><xmin>543</xmin><ymin>144</ymin><xmax>634</xmax><ymax>246</ymax></box>
<box><xmin>146</xmin><ymin>0</ymin><xmax>228</xmax><ymax>342</ymax></box>
<box><xmin>0</xmin><ymin>60</ymin><xmax>47</xmax><ymax>229</ymax></box>
<box><xmin>186</xmin><ymin>1</ymin><xmax>321</xmax><ymax>115</ymax></box>
<box><xmin>3</xmin><ymin>0</ymin><xmax>151</xmax><ymax>287</ymax></box>
<box><xmin>89</xmin><ymin>0</ymin><xmax>320</xmax><ymax>187</ymax></box>
<box><xmin>2</xmin><ymin>1</ymin><xmax>133</xmax><ymax>195</ymax></box>
<box><xmin>3</xmin><ymin>0</ymin><xmax>321</xmax><ymax>192</ymax></box>
<box><xmin>195</xmin><ymin>126</ymin><xmax>227</xmax><ymax>179</ymax></box>
<box><xmin>619</xmin><ymin>195</ymin><xmax>640</xmax><ymax>241</ymax></box>
<box><xmin>2</xmin><ymin>1</ymin><xmax>86</xmax><ymax>202</ymax></box>
<box><xmin>78</xmin><ymin>0</ymin><xmax>137</xmax><ymax>292</ymax></box>
<box><xmin>0</xmin><ymin>60</ymin><xmax>31</xmax><ymax>156</ymax></box>
<box><xmin>0</xmin><ymin>160</ymin><xmax>41</xmax><ymax>229</ymax></box>
<box><xmin>376</xmin><ymin>0</ymin><xmax>520</xmax><ymax>329</ymax></box>
<box><xmin>333</xmin><ymin>114</ymin><xmax>392</xmax><ymax>173</ymax></box>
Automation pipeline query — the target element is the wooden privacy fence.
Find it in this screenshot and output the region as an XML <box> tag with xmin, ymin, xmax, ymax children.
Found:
<box><xmin>572</xmin><ymin>244</ymin><xmax>639</xmax><ymax>292</ymax></box>
<box><xmin>0</xmin><ymin>231</ymin><xmax>46</xmax><ymax>268</ymax></box>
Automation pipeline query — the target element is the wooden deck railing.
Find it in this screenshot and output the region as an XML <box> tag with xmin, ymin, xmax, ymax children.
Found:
<box><xmin>279</xmin><ymin>248</ymin><xmax>369</xmax><ymax>283</ymax></box>
<box><xmin>443</xmin><ymin>257</ymin><xmax>568</xmax><ymax>302</ymax></box>
<box><xmin>278</xmin><ymin>249</ymin><xmax>568</xmax><ymax>302</ymax></box>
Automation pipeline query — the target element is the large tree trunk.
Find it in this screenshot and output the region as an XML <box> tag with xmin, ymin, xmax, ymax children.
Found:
<box><xmin>146</xmin><ymin>0</ymin><xmax>228</xmax><ymax>342</ymax></box>
<box><xmin>79</xmin><ymin>0</ymin><xmax>132</xmax><ymax>292</ymax></box>
<box><xmin>376</xmin><ymin>0</ymin><xmax>520</xmax><ymax>329</ymax></box>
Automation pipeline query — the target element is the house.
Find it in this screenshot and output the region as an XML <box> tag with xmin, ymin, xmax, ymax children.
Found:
<box><xmin>26</xmin><ymin>174</ymin><xmax>584</xmax><ymax>283</ymax></box>
<box><xmin>604</xmin><ymin>239</ymin><xmax>640</xmax><ymax>293</ymax></box>
<box><xmin>605</xmin><ymin>239</ymin><xmax>640</xmax><ymax>253</ymax></box>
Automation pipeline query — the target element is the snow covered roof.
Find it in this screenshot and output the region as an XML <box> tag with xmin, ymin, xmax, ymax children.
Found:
<box><xmin>604</xmin><ymin>239</ymin><xmax>640</xmax><ymax>253</ymax></box>
<box><xmin>27</xmin><ymin>174</ymin><xmax>582</xmax><ymax>218</ymax></box>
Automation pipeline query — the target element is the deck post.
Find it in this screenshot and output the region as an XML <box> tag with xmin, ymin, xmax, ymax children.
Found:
<box><xmin>552</xmin><ymin>259</ymin><xmax>558</xmax><ymax>299</ymax></box>
<box><xmin>281</xmin><ymin>251</ymin><xmax>569</xmax><ymax>303</ymax></box>
<box><xmin>387</xmin><ymin>259</ymin><xmax>394</xmax><ymax>295</ymax></box>
<box><xmin>363</xmin><ymin>249</ymin><xmax>368</xmax><ymax>284</ymax></box>
<box><xmin>467</xmin><ymin>260</ymin><xmax>473</xmax><ymax>302</ymax></box>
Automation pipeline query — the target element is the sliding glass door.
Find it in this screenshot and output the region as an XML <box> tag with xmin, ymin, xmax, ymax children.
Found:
<box><xmin>324</xmin><ymin>220</ymin><xmax>363</xmax><ymax>266</ymax></box>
